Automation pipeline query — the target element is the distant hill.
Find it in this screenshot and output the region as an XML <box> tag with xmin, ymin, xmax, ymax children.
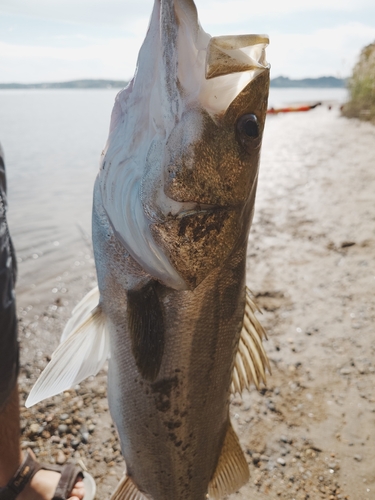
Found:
<box><xmin>0</xmin><ymin>79</ymin><xmax>128</xmax><ymax>89</ymax></box>
<box><xmin>0</xmin><ymin>76</ymin><xmax>346</xmax><ymax>90</ymax></box>
<box><xmin>271</xmin><ymin>76</ymin><xmax>346</xmax><ymax>88</ymax></box>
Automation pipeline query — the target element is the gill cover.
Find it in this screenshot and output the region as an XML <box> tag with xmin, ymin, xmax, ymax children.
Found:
<box><xmin>98</xmin><ymin>0</ymin><xmax>269</xmax><ymax>290</ymax></box>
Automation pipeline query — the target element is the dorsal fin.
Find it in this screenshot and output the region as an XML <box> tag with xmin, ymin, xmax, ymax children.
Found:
<box><xmin>208</xmin><ymin>422</ymin><xmax>249</xmax><ymax>499</ymax></box>
<box><xmin>110</xmin><ymin>475</ymin><xmax>149</xmax><ymax>500</ymax></box>
<box><xmin>231</xmin><ymin>287</ymin><xmax>271</xmax><ymax>394</ymax></box>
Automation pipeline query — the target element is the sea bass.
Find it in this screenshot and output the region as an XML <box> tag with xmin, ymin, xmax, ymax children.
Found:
<box><xmin>27</xmin><ymin>0</ymin><xmax>270</xmax><ymax>498</ymax></box>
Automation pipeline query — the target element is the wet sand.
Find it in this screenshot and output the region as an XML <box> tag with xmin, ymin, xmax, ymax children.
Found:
<box><xmin>15</xmin><ymin>104</ymin><xmax>375</xmax><ymax>499</ymax></box>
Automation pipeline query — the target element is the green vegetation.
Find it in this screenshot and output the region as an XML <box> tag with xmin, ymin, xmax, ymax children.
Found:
<box><xmin>342</xmin><ymin>42</ymin><xmax>375</xmax><ymax>122</ymax></box>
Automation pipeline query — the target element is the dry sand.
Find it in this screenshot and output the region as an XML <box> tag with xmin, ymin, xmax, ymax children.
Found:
<box><xmin>16</xmin><ymin>104</ymin><xmax>375</xmax><ymax>499</ymax></box>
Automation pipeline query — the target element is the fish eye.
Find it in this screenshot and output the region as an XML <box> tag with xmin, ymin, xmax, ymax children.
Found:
<box><xmin>237</xmin><ymin>114</ymin><xmax>259</xmax><ymax>138</ymax></box>
<box><xmin>236</xmin><ymin>113</ymin><xmax>261</xmax><ymax>152</ymax></box>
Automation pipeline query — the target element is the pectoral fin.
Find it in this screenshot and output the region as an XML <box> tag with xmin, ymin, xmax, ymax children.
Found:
<box><xmin>231</xmin><ymin>287</ymin><xmax>271</xmax><ymax>394</ymax></box>
<box><xmin>110</xmin><ymin>475</ymin><xmax>148</xmax><ymax>500</ymax></box>
<box><xmin>26</xmin><ymin>288</ymin><xmax>109</xmax><ymax>407</ymax></box>
<box><xmin>208</xmin><ymin>423</ymin><xmax>249</xmax><ymax>499</ymax></box>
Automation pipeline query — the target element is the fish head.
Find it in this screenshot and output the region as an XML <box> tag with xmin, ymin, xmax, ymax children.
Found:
<box><xmin>98</xmin><ymin>0</ymin><xmax>269</xmax><ymax>290</ymax></box>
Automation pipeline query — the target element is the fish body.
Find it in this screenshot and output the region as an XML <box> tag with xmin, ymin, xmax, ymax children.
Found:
<box><xmin>27</xmin><ymin>1</ymin><xmax>270</xmax><ymax>498</ymax></box>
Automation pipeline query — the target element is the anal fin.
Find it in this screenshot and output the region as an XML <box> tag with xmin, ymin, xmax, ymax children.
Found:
<box><xmin>231</xmin><ymin>286</ymin><xmax>271</xmax><ymax>394</ymax></box>
<box><xmin>110</xmin><ymin>475</ymin><xmax>149</xmax><ymax>500</ymax></box>
<box><xmin>208</xmin><ymin>423</ymin><xmax>249</xmax><ymax>499</ymax></box>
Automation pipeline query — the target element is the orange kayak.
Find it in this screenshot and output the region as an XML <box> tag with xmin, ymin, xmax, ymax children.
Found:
<box><xmin>267</xmin><ymin>102</ymin><xmax>321</xmax><ymax>114</ymax></box>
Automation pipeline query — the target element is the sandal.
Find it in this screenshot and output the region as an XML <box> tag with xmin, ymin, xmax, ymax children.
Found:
<box><xmin>0</xmin><ymin>449</ymin><xmax>96</xmax><ymax>500</ymax></box>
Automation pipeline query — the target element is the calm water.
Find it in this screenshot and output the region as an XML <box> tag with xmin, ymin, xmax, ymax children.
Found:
<box><xmin>0</xmin><ymin>89</ymin><xmax>118</xmax><ymax>296</ymax></box>
<box><xmin>0</xmin><ymin>87</ymin><xmax>348</xmax><ymax>295</ymax></box>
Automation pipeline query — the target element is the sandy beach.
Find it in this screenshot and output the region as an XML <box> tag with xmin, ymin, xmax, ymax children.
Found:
<box><xmin>14</xmin><ymin>104</ymin><xmax>375</xmax><ymax>499</ymax></box>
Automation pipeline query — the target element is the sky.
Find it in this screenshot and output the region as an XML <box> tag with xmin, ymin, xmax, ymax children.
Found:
<box><xmin>1</xmin><ymin>0</ymin><xmax>375</xmax><ymax>83</ymax></box>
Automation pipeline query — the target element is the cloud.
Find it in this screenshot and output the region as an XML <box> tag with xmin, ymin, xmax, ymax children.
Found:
<box><xmin>0</xmin><ymin>36</ymin><xmax>144</xmax><ymax>82</ymax></box>
<box><xmin>268</xmin><ymin>22</ymin><xmax>375</xmax><ymax>78</ymax></box>
<box><xmin>0</xmin><ymin>3</ymin><xmax>375</xmax><ymax>82</ymax></box>
<box><xmin>0</xmin><ymin>0</ymin><xmax>152</xmax><ymax>27</ymax></box>
<box><xmin>1</xmin><ymin>0</ymin><xmax>374</xmax><ymax>28</ymax></box>
<box><xmin>199</xmin><ymin>0</ymin><xmax>375</xmax><ymax>25</ymax></box>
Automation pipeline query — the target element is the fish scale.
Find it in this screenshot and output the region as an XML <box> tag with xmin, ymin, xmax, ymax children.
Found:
<box><xmin>27</xmin><ymin>0</ymin><xmax>271</xmax><ymax>498</ymax></box>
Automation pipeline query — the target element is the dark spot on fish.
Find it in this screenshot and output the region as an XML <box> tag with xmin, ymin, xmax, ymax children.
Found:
<box><xmin>175</xmin><ymin>368</ymin><xmax>181</xmax><ymax>373</ymax></box>
<box><xmin>151</xmin><ymin>376</ymin><xmax>178</xmax><ymax>413</ymax></box>
<box><xmin>151</xmin><ymin>376</ymin><xmax>178</xmax><ymax>397</ymax></box>
<box><xmin>168</xmin><ymin>433</ymin><xmax>177</xmax><ymax>442</ymax></box>
<box><xmin>127</xmin><ymin>280</ymin><xmax>165</xmax><ymax>381</ymax></box>
<box><xmin>164</xmin><ymin>420</ymin><xmax>182</xmax><ymax>430</ymax></box>
<box><xmin>181</xmin><ymin>443</ymin><xmax>190</xmax><ymax>452</ymax></box>
<box><xmin>178</xmin><ymin>215</ymin><xmax>190</xmax><ymax>237</ymax></box>
<box><xmin>175</xmin><ymin>440</ymin><xmax>182</xmax><ymax>447</ymax></box>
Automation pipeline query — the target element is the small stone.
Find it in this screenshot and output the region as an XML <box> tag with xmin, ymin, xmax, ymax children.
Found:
<box><xmin>58</xmin><ymin>424</ymin><xmax>68</xmax><ymax>435</ymax></box>
<box><xmin>328</xmin><ymin>462</ymin><xmax>338</xmax><ymax>470</ymax></box>
<box><xmin>29</xmin><ymin>423</ymin><xmax>40</xmax><ymax>434</ymax></box>
<box><xmin>60</xmin><ymin>413</ymin><xmax>69</xmax><ymax>421</ymax></box>
<box><xmin>266</xmin><ymin>460</ymin><xmax>276</xmax><ymax>471</ymax></box>
<box><xmin>80</xmin><ymin>426</ymin><xmax>89</xmax><ymax>444</ymax></box>
<box><xmin>71</xmin><ymin>439</ymin><xmax>81</xmax><ymax>449</ymax></box>
<box><xmin>354</xmin><ymin>454</ymin><xmax>362</xmax><ymax>462</ymax></box>
<box><xmin>56</xmin><ymin>450</ymin><xmax>66</xmax><ymax>465</ymax></box>
<box><xmin>340</xmin><ymin>367</ymin><xmax>351</xmax><ymax>375</ymax></box>
<box><xmin>277</xmin><ymin>458</ymin><xmax>286</xmax><ymax>466</ymax></box>
<box><xmin>267</xmin><ymin>400</ymin><xmax>276</xmax><ymax>411</ymax></box>
<box><xmin>280</xmin><ymin>435</ymin><xmax>292</xmax><ymax>444</ymax></box>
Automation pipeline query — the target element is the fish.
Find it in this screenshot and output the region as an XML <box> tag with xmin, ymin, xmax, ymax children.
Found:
<box><xmin>26</xmin><ymin>0</ymin><xmax>270</xmax><ymax>499</ymax></box>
